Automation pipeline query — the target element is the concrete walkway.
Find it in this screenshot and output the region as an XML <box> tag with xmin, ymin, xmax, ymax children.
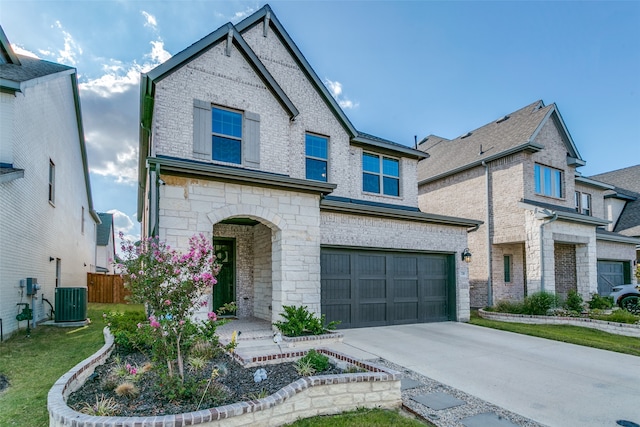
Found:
<box><xmin>336</xmin><ymin>322</ymin><xmax>640</xmax><ymax>427</ymax></box>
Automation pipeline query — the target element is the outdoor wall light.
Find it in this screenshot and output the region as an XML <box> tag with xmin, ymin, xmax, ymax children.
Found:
<box><xmin>49</xmin><ymin>257</ymin><xmax>55</xmax><ymax>262</ymax></box>
<box><xmin>461</xmin><ymin>248</ymin><xmax>472</xmax><ymax>263</ymax></box>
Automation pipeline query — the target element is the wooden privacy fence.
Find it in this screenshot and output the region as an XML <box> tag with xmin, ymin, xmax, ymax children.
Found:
<box><xmin>87</xmin><ymin>273</ymin><xmax>129</xmax><ymax>303</ymax></box>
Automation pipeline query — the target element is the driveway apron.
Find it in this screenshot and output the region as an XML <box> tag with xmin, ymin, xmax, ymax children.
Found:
<box><xmin>338</xmin><ymin>322</ymin><xmax>640</xmax><ymax>427</ymax></box>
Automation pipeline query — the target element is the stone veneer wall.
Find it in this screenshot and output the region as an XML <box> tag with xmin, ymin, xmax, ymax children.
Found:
<box><xmin>48</xmin><ymin>329</ymin><xmax>402</xmax><ymax>427</ymax></box>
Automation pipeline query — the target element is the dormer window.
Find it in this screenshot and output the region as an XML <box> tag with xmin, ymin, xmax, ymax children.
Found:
<box><xmin>212</xmin><ymin>107</ymin><xmax>242</xmax><ymax>164</ymax></box>
<box><xmin>362</xmin><ymin>153</ymin><xmax>400</xmax><ymax>197</ymax></box>
<box><xmin>305</xmin><ymin>133</ymin><xmax>328</xmax><ymax>182</ymax></box>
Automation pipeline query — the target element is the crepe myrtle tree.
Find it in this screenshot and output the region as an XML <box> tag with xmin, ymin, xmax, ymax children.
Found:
<box><xmin>117</xmin><ymin>232</ymin><xmax>221</xmax><ymax>382</ymax></box>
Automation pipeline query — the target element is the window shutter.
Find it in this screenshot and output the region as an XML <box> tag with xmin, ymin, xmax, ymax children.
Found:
<box><xmin>193</xmin><ymin>99</ymin><xmax>212</xmax><ymax>160</ymax></box>
<box><xmin>243</xmin><ymin>111</ymin><xmax>260</xmax><ymax>168</ymax></box>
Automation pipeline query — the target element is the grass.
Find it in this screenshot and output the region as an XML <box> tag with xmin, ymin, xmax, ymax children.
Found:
<box><xmin>0</xmin><ymin>303</ymin><xmax>142</xmax><ymax>427</ymax></box>
<box><xmin>470</xmin><ymin>310</ymin><xmax>640</xmax><ymax>357</ymax></box>
<box><xmin>285</xmin><ymin>407</ymin><xmax>431</xmax><ymax>426</ymax></box>
<box><xmin>1</xmin><ymin>303</ymin><xmax>430</xmax><ymax>427</ymax></box>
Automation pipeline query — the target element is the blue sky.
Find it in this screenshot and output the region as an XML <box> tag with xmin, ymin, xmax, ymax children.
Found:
<box><xmin>2</xmin><ymin>1</ymin><xmax>639</xmax><ymax>243</ymax></box>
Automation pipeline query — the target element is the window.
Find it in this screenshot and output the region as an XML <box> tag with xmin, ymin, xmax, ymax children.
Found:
<box><xmin>48</xmin><ymin>159</ymin><xmax>55</xmax><ymax>204</ymax></box>
<box><xmin>534</xmin><ymin>164</ymin><xmax>562</xmax><ymax>198</ymax></box>
<box><xmin>362</xmin><ymin>153</ymin><xmax>400</xmax><ymax>196</ymax></box>
<box><xmin>504</xmin><ymin>255</ymin><xmax>512</xmax><ymax>283</ymax></box>
<box><xmin>305</xmin><ymin>134</ymin><xmax>328</xmax><ymax>181</ymax></box>
<box><xmin>212</xmin><ymin>107</ymin><xmax>242</xmax><ymax>164</ymax></box>
<box><xmin>575</xmin><ymin>191</ymin><xmax>591</xmax><ymax>216</ymax></box>
<box><xmin>81</xmin><ymin>206</ymin><xmax>85</xmax><ymax>234</ymax></box>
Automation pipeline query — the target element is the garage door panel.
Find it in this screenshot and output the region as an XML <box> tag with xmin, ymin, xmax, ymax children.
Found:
<box><xmin>322</xmin><ymin>248</ymin><xmax>454</xmax><ymax>328</ymax></box>
<box><xmin>597</xmin><ymin>261</ymin><xmax>628</xmax><ymax>295</ymax></box>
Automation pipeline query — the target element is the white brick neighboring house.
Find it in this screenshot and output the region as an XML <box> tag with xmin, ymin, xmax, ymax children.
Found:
<box><xmin>137</xmin><ymin>5</ymin><xmax>481</xmax><ymax>328</ymax></box>
<box><xmin>96</xmin><ymin>212</ymin><xmax>116</xmax><ymax>274</ymax></box>
<box><xmin>417</xmin><ymin>101</ymin><xmax>639</xmax><ymax>307</ymax></box>
<box><xmin>0</xmin><ymin>26</ymin><xmax>99</xmax><ymax>339</ymax></box>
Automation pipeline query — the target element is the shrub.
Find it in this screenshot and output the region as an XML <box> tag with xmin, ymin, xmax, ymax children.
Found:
<box><xmin>592</xmin><ymin>309</ymin><xmax>640</xmax><ymax>324</ymax></box>
<box><xmin>563</xmin><ymin>290</ymin><xmax>584</xmax><ymax>313</ymax></box>
<box><xmin>115</xmin><ymin>382</ymin><xmax>139</xmax><ymax>398</ymax></box>
<box><xmin>587</xmin><ymin>294</ymin><xmax>614</xmax><ymax>310</ymax></box>
<box><xmin>300</xmin><ymin>349</ymin><xmax>330</xmax><ymax>372</ymax></box>
<box><xmin>273</xmin><ymin>305</ymin><xmax>340</xmax><ymax>337</ymax></box>
<box><xmin>295</xmin><ymin>358</ymin><xmax>316</xmax><ymax>376</ymax></box>
<box><xmin>492</xmin><ymin>300</ymin><xmax>525</xmax><ymax>314</ymax></box>
<box><xmin>103</xmin><ymin>310</ymin><xmax>150</xmax><ymax>352</ymax></box>
<box><xmin>523</xmin><ymin>292</ymin><xmax>559</xmax><ymax>315</ymax></box>
<box><xmin>79</xmin><ymin>395</ymin><xmax>119</xmax><ymax>416</ymax></box>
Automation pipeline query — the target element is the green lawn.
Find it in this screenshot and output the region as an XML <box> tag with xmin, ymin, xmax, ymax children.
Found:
<box><xmin>0</xmin><ymin>303</ymin><xmax>142</xmax><ymax>427</ymax></box>
<box><xmin>470</xmin><ymin>310</ymin><xmax>640</xmax><ymax>356</ymax></box>
<box><xmin>286</xmin><ymin>407</ymin><xmax>430</xmax><ymax>426</ymax></box>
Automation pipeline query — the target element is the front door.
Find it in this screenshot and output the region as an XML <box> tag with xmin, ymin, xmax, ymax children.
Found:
<box><xmin>213</xmin><ymin>239</ymin><xmax>235</xmax><ymax>315</ymax></box>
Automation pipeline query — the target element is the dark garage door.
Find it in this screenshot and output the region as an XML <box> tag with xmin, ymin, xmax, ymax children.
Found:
<box><xmin>321</xmin><ymin>248</ymin><xmax>455</xmax><ymax>329</ymax></box>
<box><xmin>597</xmin><ymin>261</ymin><xmax>630</xmax><ymax>295</ymax></box>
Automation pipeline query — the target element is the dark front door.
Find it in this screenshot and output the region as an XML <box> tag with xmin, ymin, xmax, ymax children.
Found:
<box><xmin>321</xmin><ymin>247</ymin><xmax>454</xmax><ymax>329</ymax></box>
<box><xmin>213</xmin><ymin>239</ymin><xmax>235</xmax><ymax>315</ymax></box>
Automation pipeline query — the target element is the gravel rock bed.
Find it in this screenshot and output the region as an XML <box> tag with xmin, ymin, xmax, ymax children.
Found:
<box><xmin>377</xmin><ymin>359</ymin><xmax>547</xmax><ymax>427</ymax></box>
<box><xmin>67</xmin><ymin>348</ymin><xmax>342</xmax><ymax>417</ymax></box>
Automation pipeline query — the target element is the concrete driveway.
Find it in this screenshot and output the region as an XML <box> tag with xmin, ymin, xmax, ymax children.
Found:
<box><xmin>337</xmin><ymin>322</ymin><xmax>640</xmax><ymax>427</ymax></box>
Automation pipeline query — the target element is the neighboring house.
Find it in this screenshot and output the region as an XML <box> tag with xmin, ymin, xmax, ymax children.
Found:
<box><xmin>0</xmin><ymin>26</ymin><xmax>99</xmax><ymax>338</ymax></box>
<box><xmin>96</xmin><ymin>212</ymin><xmax>116</xmax><ymax>273</ymax></box>
<box><xmin>416</xmin><ymin>100</ymin><xmax>638</xmax><ymax>307</ymax></box>
<box><xmin>590</xmin><ymin>165</ymin><xmax>640</xmax><ymax>283</ymax></box>
<box><xmin>137</xmin><ymin>5</ymin><xmax>481</xmax><ymax>328</ymax></box>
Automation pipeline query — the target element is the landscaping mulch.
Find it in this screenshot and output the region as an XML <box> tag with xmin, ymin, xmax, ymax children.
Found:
<box><xmin>67</xmin><ymin>348</ymin><xmax>343</xmax><ymax>417</ymax></box>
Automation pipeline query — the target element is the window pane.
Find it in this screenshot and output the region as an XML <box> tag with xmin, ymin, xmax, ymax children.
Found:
<box><xmin>504</xmin><ymin>256</ymin><xmax>511</xmax><ymax>283</ymax></box>
<box><xmin>305</xmin><ymin>134</ymin><xmax>327</xmax><ymax>159</ymax></box>
<box><xmin>363</xmin><ymin>172</ymin><xmax>380</xmax><ymax>193</ymax></box>
<box><xmin>575</xmin><ymin>191</ymin><xmax>580</xmax><ymax>212</ymax></box>
<box><xmin>212</xmin><ymin>136</ymin><xmax>241</xmax><ymax>164</ymax></box>
<box><xmin>554</xmin><ymin>170</ymin><xmax>562</xmax><ymax>197</ymax></box>
<box><xmin>213</xmin><ymin>108</ymin><xmax>242</xmax><ymax>138</ymax></box>
<box><xmin>362</xmin><ymin>153</ymin><xmax>380</xmax><ymax>173</ymax></box>
<box><xmin>383</xmin><ymin>176</ymin><xmax>399</xmax><ymax>196</ymax></box>
<box><xmin>543</xmin><ymin>167</ymin><xmax>552</xmax><ymax>196</ymax></box>
<box><xmin>382</xmin><ymin>157</ymin><xmax>399</xmax><ymax>177</ymax></box>
<box><xmin>534</xmin><ymin>164</ymin><xmax>541</xmax><ymax>194</ymax></box>
<box><xmin>306</xmin><ymin>158</ymin><xmax>327</xmax><ymax>181</ymax></box>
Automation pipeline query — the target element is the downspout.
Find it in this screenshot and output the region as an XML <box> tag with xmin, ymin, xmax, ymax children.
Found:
<box><xmin>482</xmin><ymin>161</ymin><xmax>493</xmax><ymax>306</ymax></box>
<box><xmin>539</xmin><ymin>210</ymin><xmax>558</xmax><ymax>293</ymax></box>
<box><xmin>154</xmin><ymin>163</ymin><xmax>161</xmax><ymax>238</ymax></box>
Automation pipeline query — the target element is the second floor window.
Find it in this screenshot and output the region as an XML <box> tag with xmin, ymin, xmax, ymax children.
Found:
<box><xmin>534</xmin><ymin>163</ymin><xmax>562</xmax><ymax>198</ymax></box>
<box><xmin>305</xmin><ymin>134</ymin><xmax>328</xmax><ymax>181</ymax></box>
<box><xmin>212</xmin><ymin>107</ymin><xmax>242</xmax><ymax>164</ymax></box>
<box><xmin>48</xmin><ymin>159</ymin><xmax>55</xmax><ymax>204</ymax></box>
<box><xmin>363</xmin><ymin>153</ymin><xmax>400</xmax><ymax>196</ymax></box>
<box><xmin>575</xmin><ymin>191</ymin><xmax>592</xmax><ymax>216</ymax></box>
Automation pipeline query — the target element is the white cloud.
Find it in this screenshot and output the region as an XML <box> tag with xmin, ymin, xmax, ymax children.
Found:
<box><xmin>324</xmin><ymin>78</ymin><xmax>359</xmax><ymax>109</ymax></box>
<box><xmin>107</xmin><ymin>209</ymin><xmax>140</xmax><ymax>253</ymax></box>
<box><xmin>214</xmin><ymin>6</ymin><xmax>257</xmax><ymax>23</ymax></box>
<box><xmin>53</xmin><ymin>20</ymin><xmax>82</xmax><ymax>66</ymax></box>
<box><xmin>141</xmin><ymin>11</ymin><xmax>157</xmax><ymax>30</ymax></box>
<box><xmin>148</xmin><ymin>40</ymin><xmax>171</xmax><ymax>64</ymax></box>
<box><xmin>12</xmin><ymin>45</ymin><xmax>39</xmax><ymax>58</ymax></box>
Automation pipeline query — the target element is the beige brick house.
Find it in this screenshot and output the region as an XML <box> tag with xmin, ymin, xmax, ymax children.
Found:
<box><xmin>137</xmin><ymin>5</ymin><xmax>480</xmax><ymax>328</ymax></box>
<box><xmin>417</xmin><ymin>101</ymin><xmax>639</xmax><ymax>307</ymax></box>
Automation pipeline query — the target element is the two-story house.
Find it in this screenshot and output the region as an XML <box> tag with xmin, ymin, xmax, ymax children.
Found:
<box><xmin>417</xmin><ymin>100</ymin><xmax>639</xmax><ymax>307</ymax></box>
<box><xmin>137</xmin><ymin>5</ymin><xmax>481</xmax><ymax>328</ymax></box>
<box><xmin>0</xmin><ymin>26</ymin><xmax>99</xmax><ymax>338</ymax></box>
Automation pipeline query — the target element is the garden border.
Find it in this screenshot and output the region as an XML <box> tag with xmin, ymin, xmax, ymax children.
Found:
<box><xmin>478</xmin><ymin>309</ymin><xmax>640</xmax><ymax>338</ymax></box>
<box><xmin>48</xmin><ymin>328</ymin><xmax>402</xmax><ymax>427</ymax></box>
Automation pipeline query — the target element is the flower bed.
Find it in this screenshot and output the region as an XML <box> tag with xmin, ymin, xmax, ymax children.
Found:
<box><xmin>478</xmin><ymin>309</ymin><xmax>640</xmax><ymax>338</ymax></box>
<box><xmin>48</xmin><ymin>328</ymin><xmax>402</xmax><ymax>427</ymax></box>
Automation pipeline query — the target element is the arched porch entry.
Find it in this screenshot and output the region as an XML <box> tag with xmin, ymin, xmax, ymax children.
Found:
<box><xmin>207</xmin><ymin>206</ymin><xmax>285</xmax><ymax>322</ymax></box>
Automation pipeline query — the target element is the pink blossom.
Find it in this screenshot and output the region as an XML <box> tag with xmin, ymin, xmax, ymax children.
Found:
<box><xmin>207</xmin><ymin>312</ymin><xmax>217</xmax><ymax>321</ymax></box>
<box><xmin>149</xmin><ymin>316</ymin><xmax>161</xmax><ymax>328</ymax></box>
<box><xmin>164</xmin><ymin>299</ymin><xmax>171</xmax><ymax>306</ymax></box>
<box><xmin>179</xmin><ymin>320</ymin><xmax>185</xmax><ymax>325</ymax></box>
<box><xmin>137</xmin><ymin>323</ymin><xmax>142</xmax><ymax>329</ymax></box>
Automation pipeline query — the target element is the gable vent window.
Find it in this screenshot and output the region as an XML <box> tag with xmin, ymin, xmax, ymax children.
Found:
<box><xmin>193</xmin><ymin>100</ymin><xmax>260</xmax><ymax>168</ymax></box>
<box><xmin>362</xmin><ymin>152</ymin><xmax>400</xmax><ymax>197</ymax></box>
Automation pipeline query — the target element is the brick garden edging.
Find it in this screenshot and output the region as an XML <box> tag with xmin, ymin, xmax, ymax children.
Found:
<box><xmin>48</xmin><ymin>328</ymin><xmax>401</xmax><ymax>427</ymax></box>
<box><xmin>478</xmin><ymin>309</ymin><xmax>640</xmax><ymax>338</ymax></box>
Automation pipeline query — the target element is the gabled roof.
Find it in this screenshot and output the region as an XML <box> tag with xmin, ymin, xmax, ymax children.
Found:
<box><xmin>0</xmin><ymin>25</ymin><xmax>99</xmax><ymax>223</ymax></box>
<box><xmin>590</xmin><ymin>165</ymin><xmax>640</xmax><ymax>237</ymax></box>
<box><xmin>417</xmin><ymin>100</ymin><xmax>585</xmax><ymax>184</ymax></box>
<box><xmin>96</xmin><ymin>213</ymin><xmax>114</xmax><ymax>246</ymax></box>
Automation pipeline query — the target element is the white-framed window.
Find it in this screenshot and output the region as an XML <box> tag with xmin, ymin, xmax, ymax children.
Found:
<box><xmin>362</xmin><ymin>152</ymin><xmax>400</xmax><ymax>196</ymax></box>
<box><xmin>534</xmin><ymin>163</ymin><xmax>563</xmax><ymax>198</ymax></box>
<box><xmin>81</xmin><ymin>206</ymin><xmax>85</xmax><ymax>234</ymax></box>
<box><xmin>305</xmin><ymin>133</ymin><xmax>328</xmax><ymax>182</ymax></box>
<box><xmin>575</xmin><ymin>191</ymin><xmax>592</xmax><ymax>216</ymax></box>
<box><xmin>48</xmin><ymin>159</ymin><xmax>55</xmax><ymax>205</ymax></box>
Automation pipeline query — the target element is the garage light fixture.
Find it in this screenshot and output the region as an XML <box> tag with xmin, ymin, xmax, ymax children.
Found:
<box><xmin>461</xmin><ymin>248</ymin><xmax>472</xmax><ymax>263</ymax></box>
